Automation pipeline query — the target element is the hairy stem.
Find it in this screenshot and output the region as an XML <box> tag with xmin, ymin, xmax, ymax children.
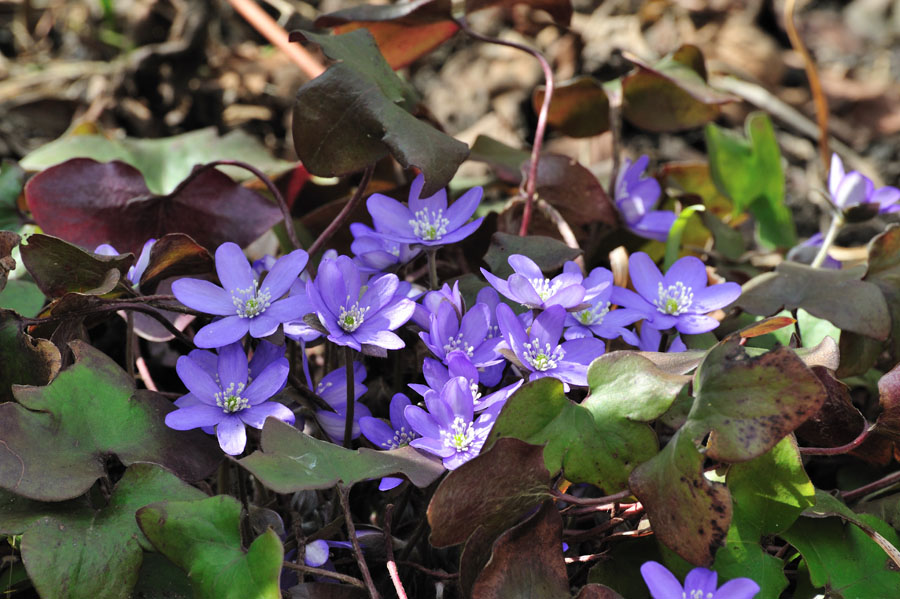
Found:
<box><xmin>308</xmin><ymin>165</ymin><xmax>374</xmax><ymax>258</ymax></box>
<box><xmin>810</xmin><ymin>213</ymin><xmax>843</xmax><ymax>268</ymax></box>
<box><xmin>343</xmin><ymin>345</ymin><xmax>355</xmax><ymax>449</ymax></box>
<box><xmin>383</xmin><ymin>504</ymin><xmax>408</xmax><ymax>599</ymax></box>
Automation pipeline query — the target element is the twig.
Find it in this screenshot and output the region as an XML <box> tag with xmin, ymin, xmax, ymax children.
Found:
<box><xmin>227</xmin><ymin>0</ymin><xmax>324</xmax><ymax>79</ymax></box>
<box><xmin>551</xmin><ymin>488</ymin><xmax>633</xmax><ymax>507</ymax></box>
<box><xmin>395</xmin><ymin>561</ymin><xmax>458</xmax><ymax>580</ymax></box>
<box><xmin>841</xmin><ymin>470</ymin><xmax>900</xmax><ymax>503</ymax></box>
<box><xmin>799</xmin><ymin>420</ymin><xmax>872</xmax><ymax>456</ymax></box>
<box><xmin>783</xmin><ymin>0</ymin><xmax>830</xmax><ymax>172</ymax></box>
<box><xmin>383</xmin><ymin>504</ymin><xmax>408</xmax><ymax>599</ymax></box>
<box><xmin>457</xmin><ymin>19</ymin><xmax>554</xmax><ymax>237</ymax></box>
<box><xmin>308</xmin><ymin>166</ymin><xmax>375</xmax><ymax>258</ymax></box>
<box><xmin>536</xmin><ymin>199</ymin><xmax>582</xmax><ymax>262</ymax></box>
<box><xmin>199</xmin><ymin>160</ymin><xmax>300</xmax><ymax>251</ymax></box>
<box><xmin>23</xmin><ymin>302</ymin><xmax>192</xmax><ymax>346</ymax></box>
<box><xmin>281</xmin><ymin>561</ymin><xmax>366</xmax><ymax>588</ymax></box>
<box><xmin>339</xmin><ymin>485</ymin><xmax>381</xmax><ymax>599</ymax></box>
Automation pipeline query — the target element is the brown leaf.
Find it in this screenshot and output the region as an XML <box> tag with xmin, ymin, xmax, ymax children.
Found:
<box><xmin>796</xmin><ymin>366</ymin><xmax>866</xmax><ymax>449</ymax></box>
<box><xmin>534</xmin><ymin>76</ymin><xmax>610</xmax><ymax>138</ymax></box>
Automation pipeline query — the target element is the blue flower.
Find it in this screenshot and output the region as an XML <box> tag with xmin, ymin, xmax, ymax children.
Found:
<box><xmin>481</xmin><ymin>255</ymin><xmax>586</xmax><ymax>311</ymax></box>
<box><xmin>95</xmin><ymin>238</ymin><xmax>156</xmax><ymax>288</ymax></box>
<box><xmin>496</xmin><ymin>304</ymin><xmax>605</xmax><ymax>389</ymax></box>
<box><xmin>366</xmin><ymin>174</ymin><xmax>484</xmax><ymax>247</ymax></box>
<box><xmin>408</xmin><ymin>354</ymin><xmax>522</xmax><ymax>412</ymax></box>
<box><xmin>306</xmin><ymin>255</ymin><xmax>416</xmax><ymax>352</ymax></box>
<box><xmin>419</xmin><ymin>301</ymin><xmax>503</xmax><ymax>368</ymax></box>
<box><xmin>411</xmin><ymin>281</ymin><xmax>464</xmax><ymax>329</ymax></box>
<box><xmin>165</xmin><ymin>342</ymin><xmax>294</xmax><ymax>455</ymax></box>
<box><xmin>172</xmin><ymin>242</ymin><xmax>309</xmax><ymax>348</ymax></box>
<box><xmin>615</xmin><ymin>156</ymin><xmax>676</xmax><ymax>242</ymax></box>
<box><xmin>828</xmin><ymin>153</ymin><xmax>900</xmax><ymax>213</ymax></box>
<box><xmin>349</xmin><ymin>222</ymin><xmax>421</xmax><ymax>273</ymax></box>
<box><xmin>611</xmin><ymin>252</ymin><xmax>741</xmax><ymax>335</ymax></box>
<box><xmin>640</xmin><ymin>561</ymin><xmax>759</xmax><ymax>599</ymax></box>
<box><xmin>563</xmin><ymin>265</ymin><xmax>643</xmax><ymax>345</ymax></box>
<box><xmin>359</xmin><ymin>393</ymin><xmax>422</xmax><ymax>490</ymax></box>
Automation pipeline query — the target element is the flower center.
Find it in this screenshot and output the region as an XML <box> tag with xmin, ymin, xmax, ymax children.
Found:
<box><xmin>338</xmin><ymin>301</ymin><xmax>369</xmax><ymax>332</ymax></box>
<box><xmin>683</xmin><ymin>590</ymin><xmax>713</xmax><ymax>599</ymax></box>
<box><xmin>409</xmin><ymin>209</ymin><xmax>450</xmax><ymax>241</ymax></box>
<box><xmin>522</xmin><ymin>340</ymin><xmax>565</xmax><ymax>371</ymax></box>
<box><xmin>443</xmin><ymin>333</ymin><xmax>475</xmax><ymax>358</ymax></box>
<box><xmin>577</xmin><ymin>301</ymin><xmax>611</xmax><ymax>325</ymax></box>
<box><xmin>231</xmin><ymin>280</ymin><xmax>272</xmax><ymax>318</ymax></box>
<box><xmin>381</xmin><ymin>426</ymin><xmax>417</xmax><ymax>450</ymax></box>
<box><xmin>442</xmin><ymin>416</ymin><xmax>476</xmax><ymax>451</ymax></box>
<box><xmin>215</xmin><ymin>382</ymin><xmax>249</xmax><ymax>413</ymax></box>
<box><xmin>655</xmin><ymin>282</ymin><xmax>693</xmax><ymax>315</ymax></box>
<box><xmin>530</xmin><ymin>278</ymin><xmax>562</xmax><ymax>301</ymax></box>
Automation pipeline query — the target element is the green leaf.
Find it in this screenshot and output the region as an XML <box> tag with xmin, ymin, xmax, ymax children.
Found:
<box><xmin>713</xmin><ymin>437</ymin><xmax>815</xmax><ymax>598</ymax></box>
<box><xmin>587</xmin><ymin>535</ymin><xmax>662</xmax><ymax>599</ymax></box>
<box><xmin>781</xmin><ymin>509</ymin><xmax>900</xmax><ymax>598</ymax></box>
<box><xmin>483</xmin><ymin>232</ymin><xmax>581</xmax><ymax>278</ymax></box>
<box><xmin>622</xmin><ymin>45</ymin><xmax>735</xmax><ymax>132</ymax></box>
<box><xmin>238</xmin><ymin>418</ymin><xmax>445</xmax><ymax>492</ymax></box>
<box><xmin>137</xmin><ymin>496</ymin><xmax>284</xmax><ymax>599</ymax></box>
<box><xmin>0</xmin><ymin>161</ymin><xmax>25</xmax><ymax>232</ymax></box>
<box><xmin>0</xmin><ymin>309</ymin><xmax>60</xmax><ymax>403</ymax></box>
<box><xmin>291</xmin><ymin>29</ymin><xmax>467</xmax><ymax>196</ymax></box>
<box><xmin>737</xmin><ymin>261</ymin><xmax>890</xmax><ymax>340</ymax></box>
<box><xmin>586</xmin><ymin>351</ymin><xmax>690</xmax><ymax>421</ymax></box>
<box><xmin>629</xmin><ymin>429</ymin><xmax>732</xmax><ymax>566</ymax></box>
<box><xmin>428</xmin><ymin>438</ymin><xmax>550</xmax><ymax>548</ymax></box>
<box><xmin>0</xmin><ymin>279</ymin><xmax>45</xmax><ymax>317</ymax></box>
<box><xmin>663</xmin><ymin>204</ymin><xmax>705</xmax><ymax>271</ymax></box>
<box><xmin>19</xmin><ymin>128</ymin><xmax>295</xmax><ymax>196</ymax></box>
<box><xmin>765</xmin><ymin>308</ymin><xmax>841</xmax><ymax>349</ymax></box>
<box><xmin>705</xmin><ymin>112</ymin><xmax>796</xmax><ymax>247</ymax></box>
<box><xmin>486</xmin><ymin>377</ymin><xmax>661</xmax><ymax>493</ymax></box>
<box><xmin>1</xmin><ymin>341</ymin><xmax>220</xmax><ymax>501</ymax></box>
<box><xmin>687</xmin><ymin>338</ymin><xmax>827</xmax><ymax>462</ymax></box>
<box><xmin>468</xmin><ymin>135</ymin><xmax>531</xmax><ymax>183</ymax></box>
<box><xmin>0</xmin><ymin>463</ymin><xmax>205</xmax><ymax>599</ymax></box>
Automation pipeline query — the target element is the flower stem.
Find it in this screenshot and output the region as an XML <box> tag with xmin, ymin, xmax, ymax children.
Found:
<box><xmin>343</xmin><ymin>345</ymin><xmax>355</xmax><ymax>449</ymax></box>
<box><xmin>383</xmin><ymin>504</ymin><xmax>408</xmax><ymax>599</ymax></box>
<box><xmin>457</xmin><ymin>19</ymin><xmax>554</xmax><ymax>237</ymax></box>
<box><xmin>308</xmin><ymin>165</ymin><xmax>374</xmax><ymax>259</ymax></box>
<box><xmin>841</xmin><ymin>469</ymin><xmax>900</xmax><ymax>503</ymax></box>
<box><xmin>426</xmin><ymin>248</ymin><xmax>439</xmax><ymax>290</ymax></box>
<box><xmin>657</xmin><ymin>331</ymin><xmax>669</xmax><ymax>353</ymax></box>
<box><xmin>811</xmin><ymin>213</ymin><xmax>843</xmax><ymax>268</ymax></box>
<box><xmin>339</xmin><ymin>484</ymin><xmax>381</xmax><ymax>599</ymax></box>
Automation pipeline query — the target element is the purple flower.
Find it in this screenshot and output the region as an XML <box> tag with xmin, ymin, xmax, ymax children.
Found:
<box><xmin>564</xmin><ymin>266</ymin><xmax>643</xmax><ymax>345</ymax></box>
<box><xmin>172</xmin><ymin>242</ymin><xmax>309</xmax><ymax>348</ymax></box>
<box><xmin>496</xmin><ymin>304</ymin><xmax>605</xmax><ymax>388</ymax></box>
<box><xmin>481</xmin><ymin>255</ymin><xmax>586</xmax><ymax>311</ymax></box>
<box><xmin>412</xmin><ymin>281</ymin><xmax>464</xmax><ymax>329</ymax></box>
<box><xmin>615</xmin><ymin>156</ymin><xmax>676</xmax><ymax>242</ymax></box>
<box><xmin>306</xmin><ymin>255</ymin><xmax>416</xmax><ymax>352</ymax></box>
<box><xmin>350</xmin><ymin>222</ymin><xmax>422</xmax><ymax>273</ymax></box>
<box><xmin>360</xmin><ymin>393</ymin><xmax>422</xmax><ymax>490</ymax></box>
<box><xmin>95</xmin><ymin>238</ymin><xmax>155</xmax><ymax>287</ymax></box>
<box><xmin>829</xmin><ymin>153</ymin><xmax>900</xmax><ymax>213</ymax></box>
<box><xmin>366</xmin><ymin>174</ymin><xmax>484</xmax><ymax>247</ymax></box>
<box><xmin>165</xmin><ymin>342</ymin><xmax>294</xmax><ymax>455</ymax></box>
<box><xmin>315</xmin><ymin>363</ymin><xmax>371</xmax><ymax>444</ymax></box>
<box><xmin>473</xmin><ymin>287</ymin><xmax>506</xmax><ymax>386</ymax></box>
<box><xmin>640</xmin><ymin>561</ymin><xmax>759</xmax><ymax>599</ymax></box>
<box><xmin>405</xmin><ymin>377</ymin><xmax>502</xmax><ymax>470</ymax></box>
<box><xmin>637</xmin><ymin>324</ymin><xmax>687</xmax><ymax>353</ymax></box>
<box><xmin>611</xmin><ymin>252</ymin><xmax>741</xmax><ymax>335</ymax></box>
<box><xmin>409</xmin><ymin>354</ymin><xmax>522</xmax><ymax>412</ymax></box>
<box><xmin>419</xmin><ymin>301</ymin><xmax>503</xmax><ymax>368</ymax></box>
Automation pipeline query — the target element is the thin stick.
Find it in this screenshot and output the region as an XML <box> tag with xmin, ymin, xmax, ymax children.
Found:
<box><xmin>308</xmin><ymin>166</ymin><xmax>375</xmax><ymax>257</ymax></box>
<box><xmin>841</xmin><ymin>470</ymin><xmax>900</xmax><ymax>503</ymax></box>
<box><xmin>227</xmin><ymin>0</ymin><xmax>324</xmax><ymax>79</ymax></box>
<box><xmin>426</xmin><ymin>249</ymin><xmax>439</xmax><ymax>290</ymax></box>
<box><xmin>458</xmin><ymin>20</ymin><xmax>554</xmax><ymax>237</ymax></box>
<box><xmin>383</xmin><ymin>504</ymin><xmax>408</xmax><ymax>599</ymax></box>
<box><xmin>551</xmin><ymin>488</ymin><xmax>633</xmax><ymax>507</ymax></box>
<box><xmin>281</xmin><ymin>561</ymin><xmax>366</xmax><ymax>588</ymax></box>
<box><xmin>396</xmin><ymin>561</ymin><xmax>458</xmax><ymax>580</ymax></box>
<box><xmin>783</xmin><ymin>0</ymin><xmax>830</xmax><ymax>172</ymax></box>
<box><xmin>339</xmin><ymin>485</ymin><xmax>381</xmax><ymax>599</ymax></box>
<box><xmin>343</xmin><ymin>346</ymin><xmax>355</xmax><ymax>449</ymax></box>
<box><xmin>799</xmin><ymin>421</ymin><xmax>872</xmax><ymax>456</ymax></box>
<box><xmin>810</xmin><ymin>214</ymin><xmax>843</xmax><ymax>268</ymax></box>
<box><xmin>202</xmin><ymin>160</ymin><xmax>300</xmax><ymax>251</ymax></box>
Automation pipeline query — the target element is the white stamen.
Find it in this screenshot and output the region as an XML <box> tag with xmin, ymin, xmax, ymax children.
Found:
<box><xmin>530</xmin><ymin>277</ymin><xmax>562</xmax><ymax>301</ymax></box>
<box><xmin>231</xmin><ymin>280</ymin><xmax>272</xmax><ymax>318</ymax></box>
<box><xmin>577</xmin><ymin>301</ymin><xmax>610</xmax><ymax>325</ymax></box>
<box><xmin>380</xmin><ymin>426</ymin><xmax>416</xmax><ymax>449</ymax></box>
<box><xmin>442</xmin><ymin>416</ymin><xmax>476</xmax><ymax>451</ymax></box>
<box><xmin>215</xmin><ymin>382</ymin><xmax>249</xmax><ymax>413</ymax></box>
<box><xmin>522</xmin><ymin>340</ymin><xmax>565</xmax><ymax>371</ymax></box>
<box><xmin>409</xmin><ymin>208</ymin><xmax>450</xmax><ymax>241</ymax></box>
<box><xmin>443</xmin><ymin>333</ymin><xmax>475</xmax><ymax>358</ymax></box>
<box><xmin>683</xmin><ymin>591</ymin><xmax>713</xmax><ymax>599</ymax></box>
<box><xmin>655</xmin><ymin>281</ymin><xmax>694</xmax><ymax>315</ymax></box>
<box><xmin>338</xmin><ymin>300</ymin><xmax>369</xmax><ymax>332</ymax></box>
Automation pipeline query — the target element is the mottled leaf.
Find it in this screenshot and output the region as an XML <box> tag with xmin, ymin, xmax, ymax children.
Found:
<box><xmin>291</xmin><ymin>29</ymin><xmax>467</xmax><ymax>196</ymax></box>
<box><xmin>737</xmin><ymin>261</ymin><xmax>890</xmax><ymax>341</ymax></box>
<box><xmin>688</xmin><ymin>338</ymin><xmax>827</xmax><ymax>462</ymax></box>
<box><xmin>316</xmin><ymin>0</ymin><xmax>459</xmax><ymax>69</ymax></box>
<box><xmin>623</xmin><ymin>45</ymin><xmax>735</xmax><ymax>132</ymax></box>
<box><xmin>428</xmin><ymin>438</ymin><xmax>550</xmax><ymax>548</ymax></box>
<box><xmin>795</xmin><ymin>366</ymin><xmax>867</xmax><ymax>449</ymax></box>
<box><xmin>19</xmin><ymin>234</ymin><xmax>133</xmax><ymax>298</ymax></box>
<box><xmin>137</xmin><ymin>496</ymin><xmax>283</xmax><ymax>599</ymax></box>
<box><xmin>239</xmin><ymin>418</ymin><xmax>445</xmax><ymax>492</ymax></box>
<box><xmin>0</xmin><ymin>464</ymin><xmax>205</xmax><ymax>599</ymax></box>
<box><xmin>629</xmin><ymin>429</ymin><xmax>732</xmax><ymax>566</ymax></box>
<box><xmin>483</xmin><ymin>232</ymin><xmax>581</xmax><ymax>278</ymax></box>
<box><xmin>0</xmin><ymin>310</ymin><xmax>60</xmax><ymax>403</ymax></box>
<box><xmin>1</xmin><ymin>341</ymin><xmax>220</xmax><ymax>501</ymax></box>
<box><xmin>533</xmin><ymin>76</ymin><xmax>610</xmax><ymax>138</ymax></box>
<box><xmin>25</xmin><ymin>159</ymin><xmax>283</xmax><ymax>256</ymax></box>
<box><xmin>20</xmin><ymin>127</ymin><xmax>294</xmax><ymax>196</ymax></box>
<box><xmin>469</xmin><ymin>502</ymin><xmax>570</xmax><ymax>599</ymax></box>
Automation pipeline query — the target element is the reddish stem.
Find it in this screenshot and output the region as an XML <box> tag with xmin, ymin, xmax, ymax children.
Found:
<box><xmin>308</xmin><ymin>166</ymin><xmax>375</xmax><ymax>258</ymax></box>
<box><xmin>798</xmin><ymin>421</ymin><xmax>872</xmax><ymax>456</ymax></box>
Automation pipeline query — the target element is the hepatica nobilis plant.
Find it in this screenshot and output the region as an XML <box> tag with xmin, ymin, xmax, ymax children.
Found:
<box><xmin>8</xmin><ymin>14</ymin><xmax>900</xmax><ymax>599</ymax></box>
